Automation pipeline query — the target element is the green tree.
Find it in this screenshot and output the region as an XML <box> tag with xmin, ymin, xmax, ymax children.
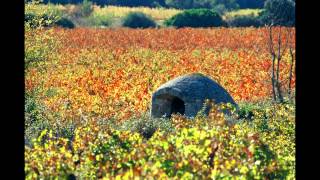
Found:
<box><xmin>122</xmin><ymin>12</ymin><xmax>156</xmax><ymax>28</ymax></box>
<box><xmin>165</xmin><ymin>0</ymin><xmax>194</xmax><ymax>9</ymax></box>
<box><xmin>165</xmin><ymin>0</ymin><xmax>239</xmax><ymax>10</ymax></box>
<box><xmin>165</xmin><ymin>9</ymin><xmax>224</xmax><ymax>28</ymax></box>
<box><xmin>236</xmin><ymin>0</ymin><xmax>265</xmax><ymax>9</ymax></box>
<box><xmin>261</xmin><ymin>0</ymin><xmax>295</xmax><ymax>26</ymax></box>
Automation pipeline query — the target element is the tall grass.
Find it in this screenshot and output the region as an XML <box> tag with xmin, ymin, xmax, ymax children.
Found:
<box><xmin>93</xmin><ymin>5</ymin><xmax>181</xmax><ymax>21</ymax></box>
<box><xmin>223</xmin><ymin>8</ymin><xmax>263</xmax><ymax>20</ymax></box>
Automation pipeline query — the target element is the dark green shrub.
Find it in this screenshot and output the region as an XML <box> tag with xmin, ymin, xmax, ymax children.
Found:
<box><xmin>164</xmin><ymin>9</ymin><xmax>223</xmax><ymax>28</ymax></box>
<box><xmin>122</xmin><ymin>12</ymin><xmax>156</xmax><ymax>29</ymax></box>
<box><xmin>55</xmin><ymin>17</ymin><xmax>75</xmax><ymax>28</ymax></box>
<box><xmin>226</xmin><ymin>15</ymin><xmax>262</xmax><ymax>27</ymax></box>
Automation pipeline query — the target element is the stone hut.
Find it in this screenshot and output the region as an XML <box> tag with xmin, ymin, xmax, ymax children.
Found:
<box><xmin>151</xmin><ymin>73</ymin><xmax>237</xmax><ymax>118</ymax></box>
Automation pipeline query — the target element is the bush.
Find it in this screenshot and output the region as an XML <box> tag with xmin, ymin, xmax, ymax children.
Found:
<box><xmin>260</xmin><ymin>0</ymin><xmax>295</xmax><ymax>26</ymax></box>
<box><xmin>226</xmin><ymin>14</ymin><xmax>262</xmax><ymax>27</ymax></box>
<box><xmin>122</xmin><ymin>12</ymin><xmax>156</xmax><ymax>28</ymax></box>
<box><xmin>25</xmin><ymin>11</ymin><xmax>75</xmax><ymax>29</ymax></box>
<box><xmin>55</xmin><ymin>17</ymin><xmax>75</xmax><ymax>28</ymax></box>
<box><xmin>25</xmin><ymin>0</ymin><xmax>65</xmax><ymax>28</ymax></box>
<box><xmin>165</xmin><ymin>9</ymin><xmax>223</xmax><ymax>28</ymax></box>
<box><xmin>25</xmin><ymin>12</ymin><xmax>58</xmax><ymax>28</ymax></box>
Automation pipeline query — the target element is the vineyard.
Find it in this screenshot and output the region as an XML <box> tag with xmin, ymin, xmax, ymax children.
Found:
<box><xmin>25</xmin><ymin>27</ymin><xmax>295</xmax><ymax>179</ymax></box>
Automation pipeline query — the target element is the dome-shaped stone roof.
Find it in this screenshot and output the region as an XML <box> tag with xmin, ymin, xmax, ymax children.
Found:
<box><xmin>151</xmin><ymin>73</ymin><xmax>237</xmax><ymax>118</ymax></box>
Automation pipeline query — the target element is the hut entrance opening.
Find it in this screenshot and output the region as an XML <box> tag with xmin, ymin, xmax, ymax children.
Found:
<box><xmin>154</xmin><ymin>94</ymin><xmax>185</xmax><ymax>118</ymax></box>
<box><xmin>170</xmin><ymin>97</ymin><xmax>185</xmax><ymax>116</ymax></box>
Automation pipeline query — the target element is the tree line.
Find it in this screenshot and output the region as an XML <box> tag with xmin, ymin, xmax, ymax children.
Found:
<box><xmin>31</xmin><ymin>0</ymin><xmax>267</xmax><ymax>9</ymax></box>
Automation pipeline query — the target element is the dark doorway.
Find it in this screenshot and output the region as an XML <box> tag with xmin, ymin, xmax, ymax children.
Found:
<box><xmin>170</xmin><ymin>97</ymin><xmax>185</xmax><ymax>116</ymax></box>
